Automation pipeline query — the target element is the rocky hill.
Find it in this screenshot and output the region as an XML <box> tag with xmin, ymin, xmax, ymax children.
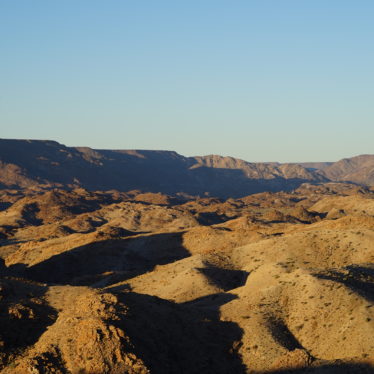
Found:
<box><xmin>0</xmin><ymin>184</ymin><xmax>373</xmax><ymax>373</ymax></box>
<box><xmin>321</xmin><ymin>155</ymin><xmax>374</xmax><ymax>186</ymax></box>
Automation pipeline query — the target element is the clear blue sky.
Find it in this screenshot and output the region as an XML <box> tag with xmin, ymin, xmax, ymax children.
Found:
<box><xmin>1</xmin><ymin>1</ymin><xmax>373</xmax><ymax>162</ymax></box>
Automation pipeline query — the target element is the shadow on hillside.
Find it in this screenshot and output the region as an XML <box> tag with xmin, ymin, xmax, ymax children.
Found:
<box><xmin>0</xmin><ymin>202</ymin><xmax>12</xmax><ymax>211</ymax></box>
<box><xmin>181</xmin><ymin>292</ymin><xmax>238</xmax><ymax>307</ymax></box>
<box><xmin>313</xmin><ymin>265</ymin><xmax>374</xmax><ymax>303</ymax></box>
<box><xmin>265</xmin><ymin>362</ymin><xmax>374</xmax><ymax>373</ymax></box>
<box><xmin>22</xmin><ymin>202</ymin><xmax>43</xmax><ymax>225</ymax></box>
<box><xmin>112</xmin><ymin>291</ymin><xmax>246</xmax><ymax>374</ymax></box>
<box><xmin>19</xmin><ymin>232</ymin><xmax>190</xmax><ymax>285</ymax></box>
<box><xmin>0</xmin><ymin>278</ymin><xmax>57</xmax><ymax>368</ymax></box>
<box><xmin>198</xmin><ymin>263</ymin><xmax>249</xmax><ymax>291</ymax></box>
<box><xmin>194</xmin><ymin>212</ymin><xmax>234</xmax><ymax>225</ymax></box>
<box><xmin>186</xmin><ymin>166</ymin><xmax>326</xmax><ymax>198</ymax></box>
<box><xmin>267</xmin><ymin>317</ymin><xmax>303</xmax><ymax>351</ymax></box>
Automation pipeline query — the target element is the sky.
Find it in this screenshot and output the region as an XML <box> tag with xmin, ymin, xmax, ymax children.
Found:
<box><xmin>0</xmin><ymin>1</ymin><xmax>373</xmax><ymax>162</ymax></box>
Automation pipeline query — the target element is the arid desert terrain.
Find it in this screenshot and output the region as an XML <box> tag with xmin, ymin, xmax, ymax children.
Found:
<box><xmin>0</xmin><ymin>140</ymin><xmax>373</xmax><ymax>373</ymax></box>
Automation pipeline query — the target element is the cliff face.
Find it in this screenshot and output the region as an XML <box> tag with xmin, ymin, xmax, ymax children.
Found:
<box><xmin>0</xmin><ymin>139</ymin><xmax>330</xmax><ymax>197</ymax></box>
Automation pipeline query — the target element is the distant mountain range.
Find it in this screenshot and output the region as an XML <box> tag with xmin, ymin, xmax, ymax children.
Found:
<box><xmin>0</xmin><ymin>139</ymin><xmax>373</xmax><ymax>197</ymax></box>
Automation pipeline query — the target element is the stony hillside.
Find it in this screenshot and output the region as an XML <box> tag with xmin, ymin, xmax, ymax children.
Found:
<box><xmin>322</xmin><ymin>155</ymin><xmax>374</xmax><ymax>186</ymax></box>
<box><xmin>0</xmin><ymin>184</ymin><xmax>373</xmax><ymax>373</ymax></box>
